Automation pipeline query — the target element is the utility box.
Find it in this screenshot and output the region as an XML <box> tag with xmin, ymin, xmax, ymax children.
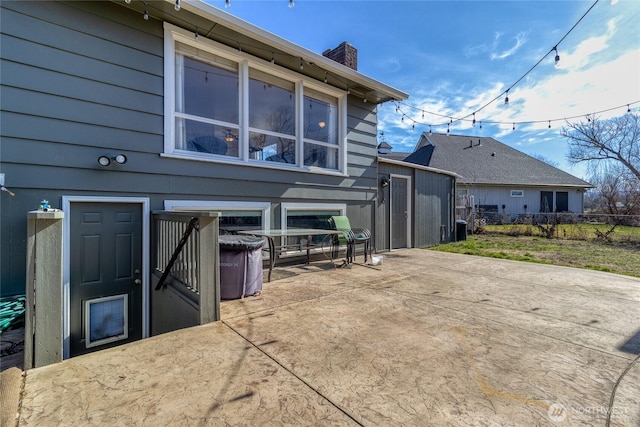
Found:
<box><xmin>219</xmin><ymin>235</ymin><xmax>265</xmax><ymax>300</ymax></box>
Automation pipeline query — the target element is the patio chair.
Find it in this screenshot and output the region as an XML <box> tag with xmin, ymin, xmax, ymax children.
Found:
<box><xmin>329</xmin><ymin>216</ymin><xmax>372</xmax><ymax>263</ymax></box>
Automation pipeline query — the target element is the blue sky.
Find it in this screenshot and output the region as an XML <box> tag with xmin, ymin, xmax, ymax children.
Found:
<box><xmin>204</xmin><ymin>0</ymin><xmax>640</xmax><ymax>179</ymax></box>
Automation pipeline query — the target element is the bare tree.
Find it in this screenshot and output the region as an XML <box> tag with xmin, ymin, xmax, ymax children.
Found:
<box><xmin>590</xmin><ymin>165</ymin><xmax>640</xmax><ymax>216</ymax></box>
<box><xmin>562</xmin><ymin>113</ymin><xmax>640</xmax><ymax>180</ymax></box>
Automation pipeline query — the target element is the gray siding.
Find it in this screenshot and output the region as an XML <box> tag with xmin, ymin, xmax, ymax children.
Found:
<box><xmin>458</xmin><ymin>185</ymin><xmax>585</xmax><ymax>213</ymax></box>
<box><xmin>0</xmin><ymin>1</ymin><xmax>379</xmax><ymax>295</ymax></box>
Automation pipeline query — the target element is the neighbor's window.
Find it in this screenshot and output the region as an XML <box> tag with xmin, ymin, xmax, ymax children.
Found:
<box><xmin>511</xmin><ymin>190</ymin><xmax>524</xmax><ymax>197</ymax></box>
<box><xmin>165</xmin><ymin>24</ymin><xmax>346</xmax><ymax>174</ymax></box>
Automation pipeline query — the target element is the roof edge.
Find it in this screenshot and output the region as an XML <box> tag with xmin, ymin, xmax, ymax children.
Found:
<box><xmin>379</xmin><ymin>157</ymin><xmax>461</xmax><ymax>179</ymax></box>
<box><xmin>177</xmin><ymin>0</ymin><xmax>409</xmax><ymax>103</ymax></box>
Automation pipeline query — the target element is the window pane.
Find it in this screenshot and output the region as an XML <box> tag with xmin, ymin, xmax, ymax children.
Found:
<box><xmin>179</xmin><ymin>118</ymin><xmax>239</xmax><ymax>158</ymax></box>
<box><xmin>304</xmin><ymin>90</ymin><xmax>338</xmax><ymax>145</ymax></box>
<box><xmin>286</xmin><ymin>210</ymin><xmax>341</xmax><ymax>244</ymax></box>
<box><xmin>179</xmin><ymin>56</ymin><xmax>238</xmax><ymax>124</ymax></box>
<box><xmin>219</xmin><ymin>211</ymin><xmax>262</xmax><ymax>232</ymax></box>
<box><xmin>249</xmin><ymin>69</ymin><xmax>295</xmax><ymax>136</ymax></box>
<box><xmin>304</xmin><ymin>144</ymin><xmax>339</xmax><ymax>169</ymax></box>
<box><xmin>250</xmin><ymin>132</ymin><xmax>296</xmax><ymax>164</ymax></box>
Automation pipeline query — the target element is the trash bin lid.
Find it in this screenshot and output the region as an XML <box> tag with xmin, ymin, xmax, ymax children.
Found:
<box><xmin>219</xmin><ymin>234</ymin><xmax>265</xmax><ymax>251</ymax></box>
<box><xmin>456</xmin><ymin>220</ymin><xmax>467</xmax><ymax>225</ymax></box>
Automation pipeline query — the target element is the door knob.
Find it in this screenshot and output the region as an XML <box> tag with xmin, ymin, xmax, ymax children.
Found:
<box><xmin>134</xmin><ymin>279</ymin><xmax>142</xmax><ymax>285</ymax></box>
<box><xmin>134</xmin><ymin>269</ymin><xmax>141</xmax><ymax>274</ymax></box>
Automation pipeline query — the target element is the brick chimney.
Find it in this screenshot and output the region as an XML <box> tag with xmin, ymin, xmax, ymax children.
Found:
<box><xmin>322</xmin><ymin>42</ymin><xmax>357</xmax><ymax>71</ymax></box>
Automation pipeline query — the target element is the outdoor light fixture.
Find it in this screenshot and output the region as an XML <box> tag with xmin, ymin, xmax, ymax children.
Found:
<box><xmin>98</xmin><ymin>154</ymin><xmax>128</xmax><ymax>167</ymax></box>
<box><xmin>380</xmin><ymin>177</ymin><xmax>390</xmax><ymax>188</ymax></box>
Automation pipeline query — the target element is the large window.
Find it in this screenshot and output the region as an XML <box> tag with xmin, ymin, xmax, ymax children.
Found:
<box><xmin>164</xmin><ymin>24</ymin><xmax>346</xmax><ymax>174</ymax></box>
<box><xmin>163</xmin><ymin>200</ymin><xmax>270</xmax><ymax>234</ymax></box>
<box><xmin>281</xmin><ymin>203</ymin><xmax>346</xmax><ymax>245</ymax></box>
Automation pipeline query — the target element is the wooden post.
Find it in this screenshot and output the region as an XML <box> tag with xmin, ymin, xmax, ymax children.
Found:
<box><xmin>197</xmin><ymin>214</ymin><xmax>220</xmax><ymax>324</ymax></box>
<box><xmin>24</xmin><ymin>210</ymin><xmax>64</xmax><ymax>369</ymax></box>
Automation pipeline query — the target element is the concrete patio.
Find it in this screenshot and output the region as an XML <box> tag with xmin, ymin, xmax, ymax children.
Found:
<box><xmin>12</xmin><ymin>250</ymin><xmax>640</xmax><ymax>426</ymax></box>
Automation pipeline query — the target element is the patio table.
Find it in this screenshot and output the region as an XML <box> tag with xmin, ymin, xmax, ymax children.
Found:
<box><xmin>237</xmin><ymin>228</ymin><xmax>346</xmax><ymax>282</ymax></box>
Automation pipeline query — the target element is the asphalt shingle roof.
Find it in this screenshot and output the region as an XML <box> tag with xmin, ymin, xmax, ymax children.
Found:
<box><xmin>402</xmin><ymin>133</ymin><xmax>591</xmax><ymax>187</ymax></box>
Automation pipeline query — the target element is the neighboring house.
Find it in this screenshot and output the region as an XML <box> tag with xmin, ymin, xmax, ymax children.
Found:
<box><xmin>0</xmin><ymin>0</ymin><xmax>407</xmax><ymax>358</ymax></box>
<box><xmin>400</xmin><ymin>133</ymin><xmax>592</xmax><ymax>219</ymax></box>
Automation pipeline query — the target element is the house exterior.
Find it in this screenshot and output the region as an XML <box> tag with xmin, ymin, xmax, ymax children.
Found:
<box><xmin>0</xmin><ymin>0</ymin><xmax>407</xmax><ymax>358</ymax></box>
<box><xmin>402</xmin><ymin>133</ymin><xmax>593</xmax><ymax>220</ymax></box>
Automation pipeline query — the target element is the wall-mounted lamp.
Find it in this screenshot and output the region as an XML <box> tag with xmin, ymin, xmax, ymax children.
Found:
<box><xmin>380</xmin><ymin>177</ymin><xmax>390</xmax><ymax>188</ymax></box>
<box><xmin>98</xmin><ymin>154</ymin><xmax>127</xmax><ymax>167</ymax></box>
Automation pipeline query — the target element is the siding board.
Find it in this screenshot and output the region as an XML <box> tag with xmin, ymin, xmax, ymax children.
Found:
<box><xmin>1</xmin><ymin>86</ymin><xmax>162</xmax><ymax>133</ymax></box>
<box><xmin>1</xmin><ymin>36</ymin><xmax>163</xmax><ymax>95</ymax></box>
<box><xmin>1</xmin><ymin>5</ymin><xmax>163</xmax><ymax>75</ymax></box>
<box><xmin>1</xmin><ymin>60</ymin><xmax>163</xmax><ymax>115</ymax></box>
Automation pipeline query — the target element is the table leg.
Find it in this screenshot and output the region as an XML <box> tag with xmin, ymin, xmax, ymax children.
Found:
<box><xmin>266</xmin><ymin>236</ymin><xmax>275</xmax><ymax>282</ymax></box>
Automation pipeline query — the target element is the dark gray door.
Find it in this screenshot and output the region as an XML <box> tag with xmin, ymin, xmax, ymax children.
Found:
<box><xmin>556</xmin><ymin>192</ymin><xmax>569</xmax><ymax>212</ymax></box>
<box><xmin>70</xmin><ymin>203</ymin><xmax>143</xmax><ymax>357</ymax></box>
<box><xmin>540</xmin><ymin>191</ymin><xmax>553</xmax><ymax>213</ymax></box>
<box><xmin>391</xmin><ymin>177</ymin><xmax>409</xmax><ymax>249</ymax></box>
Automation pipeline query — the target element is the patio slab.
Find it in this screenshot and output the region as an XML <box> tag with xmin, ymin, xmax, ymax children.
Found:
<box><xmin>14</xmin><ymin>250</ymin><xmax>640</xmax><ymax>426</ymax></box>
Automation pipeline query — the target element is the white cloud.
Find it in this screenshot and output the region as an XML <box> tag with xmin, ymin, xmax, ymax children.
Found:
<box><xmin>490</xmin><ymin>32</ymin><xmax>528</xmax><ymax>60</ymax></box>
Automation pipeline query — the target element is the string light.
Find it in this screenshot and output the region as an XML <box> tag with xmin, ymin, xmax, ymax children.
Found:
<box><xmin>472</xmin><ymin>112</ymin><xmax>476</xmax><ymax>127</ymax></box>
<box><xmin>124</xmin><ymin>0</ymin><xmax>131</xmax><ymax>3</ymax></box>
<box><xmin>504</xmin><ymin>89</ymin><xmax>509</xmax><ymax>106</ymax></box>
<box><xmin>299</xmin><ymin>59</ymin><xmax>304</xmax><ymax>70</ymax></box>
<box><xmin>195</xmin><ymin>26</ymin><xmax>199</xmax><ymax>40</ymax></box>
<box><xmin>553</xmin><ymin>46</ymin><xmax>560</xmax><ymax>64</ymax></box>
<box><xmin>175</xmin><ymin>0</ymin><xmax>180</xmax><ymax>11</ymax></box>
<box><xmin>324</xmin><ymin>72</ymin><xmax>328</xmax><ymax>83</ymax></box>
<box><xmin>225</xmin><ymin>0</ymin><xmax>231</xmax><ymax>9</ymax></box>
<box><xmin>289</xmin><ymin>0</ymin><xmax>295</xmax><ymax>8</ymax></box>
<box><xmin>391</xmin><ymin>100</ymin><xmax>638</xmax><ymax>135</ymax></box>
<box><xmin>271</xmin><ymin>53</ymin><xmax>275</xmax><ymax>64</ymax></box>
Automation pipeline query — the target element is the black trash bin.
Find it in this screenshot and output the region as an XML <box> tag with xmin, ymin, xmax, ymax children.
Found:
<box><xmin>219</xmin><ymin>235</ymin><xmax>265</xmax><ymax>300</ymax></box>
<box><xmin>455</xmin><ymin>220</ymin><xmax>467</xmax><ymax>241</ymax></box>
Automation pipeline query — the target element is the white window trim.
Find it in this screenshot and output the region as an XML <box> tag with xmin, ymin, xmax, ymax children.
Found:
<box><xmin>280</xmin><ymin>202</ymin><xmax>346</xmax><ymax>230</ymax></box>
<box><xmin>163</xmin><ymin>22</ymin><xmax>347</xmax><ymax>175</ymax></box>
<box><xmin>511</xmin><ymin>190</ymin><xmax>524</xmax><ymax>197</ymax></box>
<box><xmin>164</xmin><ymin>200</ymin><xmax>271</xmax><ymax>231</ymax></box>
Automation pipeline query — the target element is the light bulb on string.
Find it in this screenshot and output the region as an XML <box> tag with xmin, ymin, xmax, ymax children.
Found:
<box><xmin>548</xmin><ymin>120</ymin><xmax>551</xmax><ymax>129</ymax></box>
<box><xmin>225</xmin><ymin>0</ymin><xmax>231</xmax><ymax>9</ymax></box>
<box><xmin>422</xmin><ymin>111</ymin><xmax>425</xmax><ymax>119</ymax></box>
<box><xmin>289</xmin><ymin>0</ymin><xmax>295</xmax><ymax>8</ymax></box>
<box><xmin>504</xmin><ymin>89</ymin><xmax>510</xmax><ymax>106</ymax></box>
<box><xmin>270</xmin><ymin>53</ymin><xmax>275</xmax><ymax>64</ymax></box>
<box><xmin>194</xmin><ymin>27</ymin><xmax>199</xmax><ymax>40</ymax></box>
<box><xmin>512</xmin><ymin>123</ymin><xmax>516</xmax><ymax>131</ymax></box>
<box><xmin>175</xmin><ymin>0</ymin><xmax>180</xmax><ymax>11</ymax></box>
<box><xmin>142</xmin><ymin>2</ymin><xmax>149</xmax><ymax>20</ymax></box>
<box><xmin>429</xmin><ymin>125</ymin><xmax>432</xmax><ymax>135</ymax></box>
<box><xmin>472</xmin><ymin>113</ymin><xmax>476</xmax><ymax>127</ymax></box>
<box><xmin>299</xmin><ymin>59</ymin><xmax>304</xmax><ymax>70</ymax></box>
<box><xmin>124</xmin><ymin>0</ymin><xmax>131</xmax><ymax>3</ymax></box>
<box><xmin>553</xmin><ymin>46</ymin><xmax>560</xmax><ymax>65</ymax></box>
<box><xmin>447</xmin><ymin>123</ymin><xmax>450</xmax><ymax>135</ymax></box>
<box><xmin>628</xmin><ymin>104</ymin><xmax>631</xmax><ymax>114</ymax></box>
